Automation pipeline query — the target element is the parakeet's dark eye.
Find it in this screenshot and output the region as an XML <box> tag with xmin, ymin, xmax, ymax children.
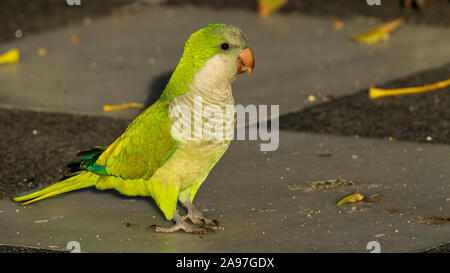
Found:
<box><xmin>220</xmin><ymin>42</ymin><xmax>230</xmax><ymax>51</ymax></box>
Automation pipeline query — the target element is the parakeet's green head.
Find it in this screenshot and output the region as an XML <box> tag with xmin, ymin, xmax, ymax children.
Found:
<box><xmin>161</xmin><ymin>24</ymin><xmax>254</xmax><ymax>100</ymax></box>
<box><xmin>183</xmin><ymin>24</ymin><xmax>254</xmax><ymax>76</ymax></box>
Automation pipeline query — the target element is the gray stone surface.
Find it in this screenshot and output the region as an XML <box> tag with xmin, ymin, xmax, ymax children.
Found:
<box><xmin>0</xmin><ymin>5</ymin><xmax>449</xmax><ymax>119</ymax></box>
<box><xmin>1</xmin><ymin>131</ymin><xmax>449</xmax><ymax>252</ymax></box>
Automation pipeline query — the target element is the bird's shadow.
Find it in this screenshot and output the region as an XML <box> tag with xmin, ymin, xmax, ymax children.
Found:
<box><xmin>144</xmin><ymin>70</ymin><xmax>173</xmax><ymax>107</ymax></box>
<box><xmin>74</xmin><ymin>187</ymin><xmax>167</xmax><ymax>220</ymax></box>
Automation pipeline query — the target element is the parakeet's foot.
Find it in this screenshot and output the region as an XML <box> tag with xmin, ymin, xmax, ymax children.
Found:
<box><xmin>151</xmin><ymin>212</ymin><xmax>213</xmax><ymax>234</ymax></box>
<box><xmin>181</xmin><ymin>200</ymin><xmax>219</xmax><ymax>228</ymax></box>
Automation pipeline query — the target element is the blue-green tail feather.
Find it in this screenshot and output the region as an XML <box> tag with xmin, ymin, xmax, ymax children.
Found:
<box><xmin>77</xmin><ymin>146</ymin><xmax>108</xmax><ymax>176</ymax></box>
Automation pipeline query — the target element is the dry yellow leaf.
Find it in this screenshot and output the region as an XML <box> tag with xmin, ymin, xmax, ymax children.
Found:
<box><xmin>103</xmin><ymin>102</ymin><xmax>145</xmax><ymax>112</ymax></box>
<box><xmin>258</xmin><ymin>0</ymin><xmax>288</xmax><ymax>18</ymax></box>
<box><xmin>337</xmin><ymin>192</ymin><xmax>364</xmax><ymax>206</ymax></box>
<box><xmin>0</xmin><ymin>49</ymin><xmax>20</xmax><ymax>64</ymax></box>
<box><xmin>369</xmin><ymin>79</ymin><xmax>450</xmax><ymax>99</ymax></box>
<box><xmin>352</xmin><ymin>17</ymin><xmax>405</xmax><ymax>44</ymax></box>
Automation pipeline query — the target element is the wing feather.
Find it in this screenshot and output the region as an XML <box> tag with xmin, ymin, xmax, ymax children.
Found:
<box><xmin>96</xmin><ymin>101</ymin><xmax>178</xmax><ymax>180</ymax></box>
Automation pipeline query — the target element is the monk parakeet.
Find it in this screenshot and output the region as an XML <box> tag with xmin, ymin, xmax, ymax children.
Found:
<box><xmin>12</xmin><ymin>24</ymin><xmax>254</xmax><ymax>234</ymax></box>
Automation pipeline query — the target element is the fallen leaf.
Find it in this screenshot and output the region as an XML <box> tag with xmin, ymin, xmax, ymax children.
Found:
<box><xmin>0</xmin><ymin>48</ymin><xmax>20</xmax><ymax>64</ymax></box>
<box><xmin>369</xmin><ymin>79</ymin><xmax>450</xmax><ymax>99</ymax></box>
<box><xmin>352</xmin><ymin>17</ymin><xmax>405</xmax><ymax>44</ymax></box>
<box><xmin>258</xmin><ymin>0</ymin><xmax>288</xmax><ymax>18</ymax></box>
<box><xmin>337</xmin><ymin>192</ymin><xmax>364</xmax><ymax>206</ymax></box>
<box><xmin>103</xmin><ymin>102</ymin><xmax>145</xmax><ymax>112</ymax></box>
<box><xmin>418</xmin><ymin>216</ymin><xmax>450</xmax><ymax>225</ymax></box>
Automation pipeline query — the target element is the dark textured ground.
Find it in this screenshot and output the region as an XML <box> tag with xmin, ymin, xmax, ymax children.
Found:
<box><xmin>0</xmin><ymin>109</ymin><xmax>130</xmax><ymax>200</ymax></box>
<box><xmin>279</xmin><ymin>63</ymin><xmax>450</xmax><ymax>144</ymax></box>
<box><xmin>0</xmin><ymin>245</ymin><xmax>66</xmax><ymax>253</ymax></box>
<box><xmin>168</xmin><ymin>0</ymin><xmax>450</xmax><ymax>26</ymax></box>
<box><xmin>0</xmin><ymin>0</ymin><xmax>137</xmax><ymax>42</ymax></box>
<box><xmin>424</xmin><ymin>242</ymin><xmax>450</xmax><ymax>253</ymax></box>
<box><xmin>0</xmin><ymin>0</ymin><xmax>449</xmax><ymax>44</ymax></box>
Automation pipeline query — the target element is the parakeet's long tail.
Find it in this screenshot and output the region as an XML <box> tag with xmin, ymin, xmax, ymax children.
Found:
<box><xmin>11</xmin><ymin>172</ymin><xmax>97</xmax><ymax>206</ymax></box>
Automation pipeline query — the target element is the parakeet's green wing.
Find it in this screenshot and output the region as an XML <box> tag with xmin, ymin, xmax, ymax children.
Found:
<box><xmin>96</xmin><ymin>101</ymin><xmax>179</xmax><ymax>180</ymax></box>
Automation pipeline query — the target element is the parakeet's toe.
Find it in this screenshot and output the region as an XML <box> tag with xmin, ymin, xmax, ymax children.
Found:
<box><xmin>187</xmin><ymin>216</ymin><xmax>219</xmax><ymax>228</ymax></box>
<box><xmin>181</xmin><ymin>201</ymin><xmax>220</xmax><ymax>228</ymax></box>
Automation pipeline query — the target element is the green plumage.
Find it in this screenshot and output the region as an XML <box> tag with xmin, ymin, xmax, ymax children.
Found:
<box><xmin>161</xmin><ymin>24</ymin><xmax>230</xmax><ymax>101</ymax></box>
<box><xmin>12</xmin><ymin>24</ymin><xmax>249</xmax><ymax>221</ymax></box>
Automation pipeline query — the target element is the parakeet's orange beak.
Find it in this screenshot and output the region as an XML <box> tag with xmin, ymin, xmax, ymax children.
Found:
<box><xmin>237</xmin><ymin>48</ymin><xmax>254</xmax><ymax>76</ymax></box>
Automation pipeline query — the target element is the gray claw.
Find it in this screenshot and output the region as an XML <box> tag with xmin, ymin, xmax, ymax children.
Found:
<box><xmin>181</xmin><ymin>200</ymin><xmax>220</xmax><ymax>228</ymax></box>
